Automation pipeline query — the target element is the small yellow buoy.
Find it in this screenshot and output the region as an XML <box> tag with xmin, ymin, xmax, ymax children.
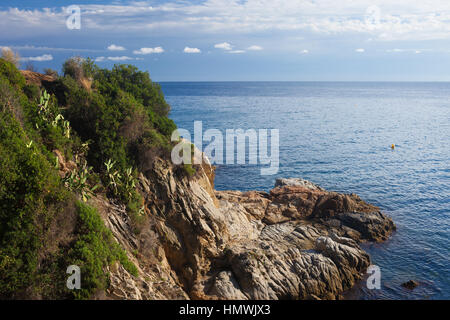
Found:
<box><xmin>391</xmin><ymin>144</ymin><xmax>395</xmax><ymax>149</ymax></box>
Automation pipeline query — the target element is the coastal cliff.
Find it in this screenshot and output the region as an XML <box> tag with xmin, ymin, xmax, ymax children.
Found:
<box><xmin>101</xmin><ymin>152</ymin><xmax>395</xmax><ymax>300</ymax></box>
<box><xmin>0</xmin><ymin>59</ymin><xmax>395</xmax><ymax>300</ymax></box>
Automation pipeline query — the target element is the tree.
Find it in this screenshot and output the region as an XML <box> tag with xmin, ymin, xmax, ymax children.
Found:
<box><xmin>62</xmin><ymin>56</ymin><xmax>84</xmax><ymax>81</ymax></box>
<box><xmin>44</xmin><ymin>68</ymin><xmax>59</xmax><ymax>78</ymax></box>
<box><xmin>25</xmin><ymin>62</ymin><xmax>37</xmax><ymax>72</ymax></box>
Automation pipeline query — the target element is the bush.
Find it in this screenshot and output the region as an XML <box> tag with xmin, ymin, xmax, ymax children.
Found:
<box><xmin>60</xmin><ymin>60</ymin><xmax>176</xmax><ymax>177</ymax></box>
<box><xmin>68</xmin><ymin>201</ymin><xmax>137</xmax><ymax>299</ymax></box>
<box><xmin>0</xmin><ymin>77</ymin><xmax>23</xmax><ymax>122</ymax></box>
<box><xmin>0</xmin><ymin>110</ymin><xmax>67</xmax><ymax>298</ymax></box>
<box><xmin>0</xmin><ymin>58</ymin><xmax>176</xmax><ymax>298</ymax></box>
<box><xmin>0</xmin><ymin>58</ymin><xmax>26</xmax><ymax>88</ymax></box>
<box><xmin>126</xmin><ymin>192</ymin><xmax>146</xmax><ymax>234</ymax></box>
<box><xmin>22</xmin><ymin>83</ymin><xmax>40</xmax><ymax>101</ymax></box>
<box><xmin>44</xmin><ymin>68</ymin><xmax>58</xmax><ymax>78</ymax></box>
<box><xmin>183</xmin><ymin>164</ymin><xmax>196</xmax><ymax>177</ymax></box>
<box><xmin>95</xmin><ymin>64</ymin><xmax>171</xmax><ymax>117</ymax></box>
<box><xmin>62</xmin><ymin>56</ymin><xmax>85</xmax><ymax>81</ymax></box>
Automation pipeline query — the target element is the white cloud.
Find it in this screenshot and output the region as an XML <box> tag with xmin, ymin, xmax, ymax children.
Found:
<box><xmin>214</xmin><ymin>42</ymin><xmax>232</xmax><ymax>51</ymax></box>
<box><xmin>107</xmin><ymin>44</ymin><xmax>126</xmax><ymax>51</ymax></box>
<box><xmin>1</xmin><ymin>45</ymin><xmax>102</xmax><ymax>52</ymax></box>
<box><xmin>95</xmin><ymin>56</ymin><xmax>134</xmax><ymax>62</ymax></box>
<box><xmin>107</xmin><ymin>56</ymin><xmax>133</xmax><ymax>61</ymax></box>
<box><xmin>133</xmin><ymin>47</ymin><xmax>164</xmax><ymax>54</ymax></box>
<box><xmin>355</xmin><ymin>48</ymin><xmax>365</xmax><ymax>53</ymax></box>
<box><xmin>247</xmin><ymin>45</ymin><xmax>263</xmax><ymax>51</ymax></box>
<box><xmin>387</xmin><ymin>48</ymin><xmax>403</xmax><ymax>52</ymax></box>
<box><xmin>184</xmin><ymin>47</ymin><xmax>201</xmax><ymax>53</ymax></box>
<box><xmin>386</xmin><ymin>48</ymin><xmax>426</xmax><ymax>54</ymax></box>
<box><xmin>300</xmin><ymin>49</ymin><xmax>309</xmax><ymax>54</ymax></box>
<box><xmin>4</xmin><ymin>1</ymin><xmax>450</xmax><ymax>45</ymax></box>
<box><xmin>21</xmin><ymin>54</ymin><xmax>53</xmax><ymax>62</ymax></box>
<box><xmin>229</xmin><ymin>50</ymin><xmax>245</xmax><ymax>54</ymax></box>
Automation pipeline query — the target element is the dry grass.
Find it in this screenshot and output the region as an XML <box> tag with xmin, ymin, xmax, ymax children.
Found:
<box><xmin>1</xmin><ymin>47</ymin><xmax>20</xmax><ymax>68</ymax></box>
<box><xmin>79</xmin><ymin>77</ymin><xmax>92</xmax><ymax>91</ymax></box>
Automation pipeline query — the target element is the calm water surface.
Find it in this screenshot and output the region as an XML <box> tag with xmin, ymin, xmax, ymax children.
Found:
<box><xmin>161</xmin><ymin>82</ymin><xmax>450</xmax><ymax>300</ymax></box>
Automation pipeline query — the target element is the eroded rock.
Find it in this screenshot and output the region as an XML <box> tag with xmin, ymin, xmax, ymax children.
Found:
<box><xmin>98</xmin><ymin>147</ymin><xmax>395</xmax><ymax>300</ymax></box>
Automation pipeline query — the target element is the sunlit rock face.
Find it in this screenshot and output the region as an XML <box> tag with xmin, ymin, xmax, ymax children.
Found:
<box><xmin>105</xmin><ymin>149</ymin><xmax>395</xmax><ymax>300</ymax></box>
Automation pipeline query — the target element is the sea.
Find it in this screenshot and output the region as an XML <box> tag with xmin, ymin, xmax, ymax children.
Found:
<box><xmin>161</xmin><ymin>81</ymin><xmax>450</xmax><ymax>300</ymax></box>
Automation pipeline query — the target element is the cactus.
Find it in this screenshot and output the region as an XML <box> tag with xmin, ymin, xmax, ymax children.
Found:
<box><xmin>63</xmin><ymin>120</ymin><xmax>71</xmax><ymax>139</ymax></box>
<box><xmin>38</xmin><ymin>90</ymin><xmax>51</xmax><ymax>122</ymax></box>
<box><xmin>37</xmin><ymin>90</ymin><xmax>72</xmax><ymax>140</ymax></box>
<box><xmin>104</xmin><ymin>160</ymin><xmax>138</xmax><ymax>201</ymax></box>
<box><xmin>123</xmin><ymin>167</ymin><xmax>136</xmax><ymax>200</ymax></box>
<box><xmin>52</xmin><ymin>114</ymin><xmax>64</xmax><ymax>128</ymax></box>
<box><xmin>63</xmin><ymin>159</ymin><xmax>99</xmax><ymax>202</ymax></box>
<box><xmin>104</xmin><ymin>159</ymin><xmax>121</xmax><ymax>196</ymax></box>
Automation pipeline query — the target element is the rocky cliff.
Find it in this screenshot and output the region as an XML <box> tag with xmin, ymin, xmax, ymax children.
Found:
<box><xmin>102</xmin><ymin>153</ymin><xmax>395</xmax><ymax>300</ymax></box>
<box><xmin>7</xmin><ymin>65</ymin><xmax>395</xmax><ymax>300</ymax></box>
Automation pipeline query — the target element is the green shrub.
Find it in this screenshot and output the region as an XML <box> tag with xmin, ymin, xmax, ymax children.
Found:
<box><xmin>0</xmin><ymin>58</ymin><xmax>175</xmax><ymax>298</ymax></box>
<box><xmin>0</xmin><ymin>110</ymin><xmax>67</xmax><ymax>298</ymax></box>
<box><xmin>0</xmin><ymin>58</ymin><xmax>25</xmax><ymax>88</ymax></box>
<box><xmin>23</xmin><ymin>83</ymin><xmax>40</xmax><ymax>101</ymax></box>
<box><xmin>69</xmin><ymin>201</ymin><xmax>138</xmax><ymax>299</ymax></box>
<box><xmin>95</xmin><ymin>64</ymin><xmax>170</xmax><ymax>117</ymax></box>
<box><xmin>60</xmin><ymin>59</ymin><xmax>176</xmax><ymax>182</ymax></box>
<box><xmin>62</xmin><ymin>56</ymin><xmax>85</xmax><ymax>81</ymax></box>
<box><xmin>126</xmin><ymin>191</ymin><xmax>146</xmax><ymax>234</ymax></box>
<box><xmin>63</xmin><ymin>158</ymin><xmax>99</xmax><ymax>202</ymax></box>
<box><xmin>44</xmin><ymin>68</ymin><xmax>58</xmax><ymax>78</ymax></box>
<box><xmin>183</xmin><ymin>164</ymin><xmax>196</xmax><ymax>177</ymax></box>
<box><xmin>0</xmin><ymin>77</ymin><xmax>23</xmax><ymax>123</ymax></box>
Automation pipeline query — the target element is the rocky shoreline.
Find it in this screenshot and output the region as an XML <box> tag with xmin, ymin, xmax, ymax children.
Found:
<box><xmin>102</xmin><ymin>154</ymin><xmax>396</xmax><ymax>300</ymax></box>
<box><xmin>1</xmin><ymin>65</ymin><xmax>397</xmax><ymax>299</ymax></box>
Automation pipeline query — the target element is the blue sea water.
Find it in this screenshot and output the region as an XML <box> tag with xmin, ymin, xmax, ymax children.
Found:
<box><xmin>161</xmin><ymin>82</ymin><xmax>450</xmax><ymax>300</ymax></box>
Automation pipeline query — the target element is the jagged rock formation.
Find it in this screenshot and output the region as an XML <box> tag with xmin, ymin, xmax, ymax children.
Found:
<box><xmin>103</xmin><ymin>155</ymin><xmax>395</xmax><ymax>300</ymax></box>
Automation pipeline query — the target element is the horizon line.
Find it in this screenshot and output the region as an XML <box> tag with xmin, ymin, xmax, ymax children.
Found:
<box><xmin>157</xmin><ymin>80</ymin><xmax>450</xmax><ymax>83</ymax></box>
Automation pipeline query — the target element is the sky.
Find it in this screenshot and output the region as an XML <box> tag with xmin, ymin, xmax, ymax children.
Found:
<box><xmin>2</xmin><ymin>0</ymin><xmax>450</xmax><ymax>81</ymax></box>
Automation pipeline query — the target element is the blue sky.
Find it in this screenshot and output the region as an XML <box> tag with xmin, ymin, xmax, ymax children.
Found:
<box><xmin>2</xmin><ymin>0</ymin><xmax>450</xmax><ymax>81</ymax></box>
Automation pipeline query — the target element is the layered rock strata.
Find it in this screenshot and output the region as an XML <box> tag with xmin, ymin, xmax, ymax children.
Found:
<box><xmin>104</xmin><ymin>156</ymin><xmax>395</xmax><ymax>300</ymax></box>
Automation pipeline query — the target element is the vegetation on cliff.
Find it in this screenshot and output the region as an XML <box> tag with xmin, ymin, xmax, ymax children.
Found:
<box><xmin>0</xmin><ymin>56</ymin><xmax>174</xmax><ymax>299</ymax></box>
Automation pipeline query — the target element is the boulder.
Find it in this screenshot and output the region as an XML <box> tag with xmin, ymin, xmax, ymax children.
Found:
<box><xmin>402</xmin><ymin>280</ymin><xmax>419</xmax><ymax>290</ymax></box>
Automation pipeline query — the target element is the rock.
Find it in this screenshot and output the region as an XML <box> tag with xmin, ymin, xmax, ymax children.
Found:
<box><xmin>95</xmin><ymin>145</ymin><xmax>395</xmax><ymax>300</ymax></box>
<box><xmin>402</xmin><ymin>280</ymin><xmax>419</xmax><ymax>290</ymax></box>
<box><xmin>336</xmin><ymin>211</ymin><xmax>396</xmax><ymax>242</ymax></box>
<box><xmin>53</xmin><ymin>149</ymin><xmax>76</xmax><ymax>177</ymax></box>
<box><xmin>94</xmin><ymin>196</ymin><xmax>189</xmax><ymax>300</ymax></box>
<box><xmin>220</xmin><ymin>227</ymin><xmax>370</xmax><ymax>300</ymax></box>
<box><xmin>275</xmin><ymin>178</ymin><xmax>324</xmax><ymax>191</ymax></box>
<box><xmin>137</xmin><ymin>163</ymin><xmax>394</xmax><ymax>299</ymax></box>
<box><xmin>20</xmin><ymin>70</ymin><xmax>55</xmax><ymax>87</ymax></box>
<box><xmin>208</xmin><ymin>271</ymin><xmax>248</xmax><ymax>300</ymax></box>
